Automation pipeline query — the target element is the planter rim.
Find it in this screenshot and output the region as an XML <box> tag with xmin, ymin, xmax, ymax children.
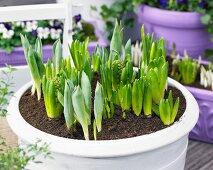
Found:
<box><xmin>142</xmin><ymin>4</ymin><xmax>200</xmax><ymax>15</ymax></box>
<box><xmin>138</xmin><ymin>4</ymin><xmax>204</xmax><ymax>28</ymax></box>
<box><xmin>186</xmin><ymin>86</ymin><xmax>213</xmax><ymax>101</ymax></box>
<box><xmin>7</xmin><ymin>78</ymin><xmax>199</xmax><ymax>158</ymax></box>
<box><xmin>0</xmin><ymin>45</ymin><xmax>52</xmax><ymax>53</ymax></box>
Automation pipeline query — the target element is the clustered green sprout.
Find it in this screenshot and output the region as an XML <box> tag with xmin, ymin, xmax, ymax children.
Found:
<box><xmin>22</xmin><ymin>21</ymin><xmax>180</xmax><ymax>140</ymax></box>
<box><xmin>171</xmin><ymin>52</ymin><xmax>200</xmax><ymax>85</ymax></box>
<box><xmin>171</xmin><ymin>48</ymin><xmax>213</xmax><ymax>90</ymax></box>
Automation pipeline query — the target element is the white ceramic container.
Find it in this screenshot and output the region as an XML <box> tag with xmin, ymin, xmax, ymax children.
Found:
<box><xmin>7</xmin><ymin>78</ymin><xmax>199</xmax><ymax>170</ymax></box>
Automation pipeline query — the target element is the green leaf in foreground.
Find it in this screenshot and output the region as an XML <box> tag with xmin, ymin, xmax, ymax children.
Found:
<box><xmin>72</xmin><ymin>86</ymin><xmax>90</xmax><ymax>140</ymax></box>
<box><xmin>158</xmin><ymin>90</ymin><xmax>180</xmax><ymax>125</ymax></box>
<box><xmin>63</xmin><ymin>80</ymin><xmax>75</xmax><ymax>129</ymax></box>
<box><xmin>94</xmin><ymin>82</ymin><xmax>104</xmax><ymax>132</ymax></box>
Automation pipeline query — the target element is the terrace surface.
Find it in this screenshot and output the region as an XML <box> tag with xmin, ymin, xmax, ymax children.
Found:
<box><xmin>0</xmin><ymin>118</ymin><xmax>213</xmax><ymax>170</ymax></box>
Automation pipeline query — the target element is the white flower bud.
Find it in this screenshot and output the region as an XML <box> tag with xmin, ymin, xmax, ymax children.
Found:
<box><xmin>0</xmin><ymin>24</ymin><xmax>6</xmax><ymax>33</ymax></box>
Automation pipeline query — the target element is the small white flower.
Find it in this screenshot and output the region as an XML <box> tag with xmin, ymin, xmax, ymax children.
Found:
<box><xmin>14</xmin><ymin>21</ymin><xmax>25</xmax><ymax>28</ymax></box>
<box><xmin>200</xmin><ymin>65</ymin><xmax>213</xmax><ymax>90</ymax></box>
<box><xmin>25</xmin><ymin>21</ymin><xmax>38</xmax><ymax>32</ymax></box>
<box><xmin>0</xmin><ymin>24</ymin><xmax>6</xmax><ymax>34</ymax></box>
<box><xmin>37</xmin><ymin>27</ymin><xmax>50</xmax><ymax>39</ymax></box>
<box><xmin>2</xmin><ymin>29</ymin><xmax>14</xmax><ymax>39</ymax></box>
<box><xmin>50</xmin><ymin>28</ymin><xmax>62</xmax><ymax>40</ymax></box>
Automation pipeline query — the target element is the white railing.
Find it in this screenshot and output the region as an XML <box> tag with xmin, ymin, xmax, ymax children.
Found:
<box><xmin>0</xmin><ymin>0</ymin><xmax>73</xmax><ymax>57</ymax></box>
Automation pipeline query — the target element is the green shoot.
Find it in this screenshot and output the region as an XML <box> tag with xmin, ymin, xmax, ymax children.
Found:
<box><xmin>112</xmin><ymin>60</ymin><xmax>124</xmax><ymax>91</ymax></box>
<box><xmin>132</xmin><ymin>78</ymin><xmax>144</xmax><ymax>116</ymax></box>
<box><xmin>94</xmin><ymin>82</ymin><xmax>104</xmax><ymax>132</ymax></box>
<box><xmin>143</xmin><ymin>77</ymin><xmax>152</xmax><ymax>117</ymax></box>
<box><xmin>147</xmin><ymin>60</ymin><xmax>168</xmax><ymax>104</ymax></box>
<box><xmin>153</xmin><ymin>90</ymin><xmax>180</xmax><ymax>126</ymax></box>
<box><xmin>63</xmin><ymin>80</ymin><xmax>75</xmax><ymax>129</ymax></box>
<box><xmin>118</xmin><ymin>84</ymin><xmax>132</xmax><ymax>118</ymax></box>
<box><xmin>21</xmin><ymin>34</ymin><xmax>45</xmax><ymax>100</ymax></box>
<box><xmin>42</xmin><ymin>76</ymin><xmax>63</xmax><ymax>118</ymax></box>
<box><xmin>92</xmin><ymin>45</ymin><xmax>102</xmax><ymax>73</ymax></box>
<box><xmin>109</xmin><ymin>20</ymin><xmax>123</xmax><ymax>62</ymax></box>
<box><xmin>81</xmin><ymin>71</ymin><xmax>92</xmax><ymax>121</ymax></box>
<box><xmin>171</xmin><ymin>53</ymin><xmax>199</xmax><ymax>85</ymax></box>
<box><xmin>124</xmin><ymin>39</ymin><xmax>132</xmax><ymax>62</ymax></box>
<box><xmin>69</xmin><ymin>38</ymin><xmax>89</xmax><ymax>71</ymax></box>
<box><xmin>177</xmin><ymin>56</ymin><xmax>199</xmax><ymax>85</ymax></box>
<box><xmin>72</xmin><ymin>86</ymin><xmax>90</xmax><ymax>140</ymax></box>
<box><xmin>52</xmin><ymin>39</ymin><xmax>62</xmax><ymax>75</ymax></box>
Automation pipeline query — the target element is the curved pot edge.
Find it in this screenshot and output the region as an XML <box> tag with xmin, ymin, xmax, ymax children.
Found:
<box><xmin>137</xmin><ymin>5</ymin><xmax>204</xmax><ymax>29</ymax></box>
<box><xmin>186</xmin><ymin>86</ymin><xmax>213</xmax><ymax>101</ymax></box>
<box><xmin>7</xmin><ymin>78</ymin><xmax>199</xmax><ymax>158</ymax></box>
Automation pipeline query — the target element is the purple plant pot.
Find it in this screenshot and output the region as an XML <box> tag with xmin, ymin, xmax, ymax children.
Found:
<box><xmin>137</xmin><ymin>5</ymin><xmax>213</xmax><ymax>59</ymax></box>
<box><xmin>0</xmin><ymin>21</ymin><xmax>106</xmax><ymax>67</ymax></box>
<box><xmin>186</xmin><ymin>86</ymin><xmax>213</xmax><ymax>144</ymax></box>
<box><xmin>87</xmin><ymin>21</ymin><xmax>107</xmax><ymax>54</ymax></box>
<box><xmin>0</xmin><ymin>45</ymin><xmax>52</xmax><ymax>67</ymax></box>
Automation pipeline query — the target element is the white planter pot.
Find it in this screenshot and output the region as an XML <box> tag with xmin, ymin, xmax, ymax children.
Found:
<box><xmin>7</xmin><ymin>78</ymin><xmax>199</xmax><ymax>170</ymax></box>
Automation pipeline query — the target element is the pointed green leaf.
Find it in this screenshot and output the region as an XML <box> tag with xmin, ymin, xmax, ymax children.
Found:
<box><xmin>35</xmin><ymin>37</ymin><xmax>43</xmax><ymax>59</ymax></box>
<box><xmin>132</xmin><ymin>79</ymin><xmax>143</xmax><ymax>116</ymax></box>
<box><xmin>124</xmin><ymin>39</ymin><xmax>131</xmax><ymax>61</ymax></box>
<box><xmin>64</xmin><ymin>80</ymin><xmax>75</xmax><ymax>129</ymax></box>
<box><xmin>168</xmin><ymin>90</ymin><xmax>173</xmax><ymax>110</ymax></box>
<box><xmin>94</xmin><ymin>82</ymin><xmax>104</xmax><ymax>132</ymax></box>
<box><xmin>143</xmin><ymin>79</ymin><xmax>152</xmax><ymax>116</ymax></box>
<box><xmin>81</xmin><ymin>71</ymin><xmax>91</xmax><ymax>115</ymax></box>
<box><xmin>72</xmin><ymin>86</ymin><xmax>90</xmax><ymax>140</ymax></box>
<box><xmin>53</xmin><ymin>39</ymin><xmax>62</xmax><ymax>74</ymax></box>
<box><xmin>171</xmin><ymin>97</ymin><xmax>179</xmax><ymax>123</ymax></box>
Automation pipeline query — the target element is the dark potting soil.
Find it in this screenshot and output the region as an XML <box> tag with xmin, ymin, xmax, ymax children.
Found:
<box><xmin>167</xmin><ymin>56</ymin><xmax>212</xmax><ymax>91</ymax></box>
<box><xmin>19</xmin><ymin>74</ymin><xmax>186</xmax><ymax>140</ymax></box>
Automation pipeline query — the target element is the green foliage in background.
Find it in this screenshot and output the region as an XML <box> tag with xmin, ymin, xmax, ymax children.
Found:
<box><xmin>0</xmin><ymin>66</ymin><xmax>51</xmax><ymax>169</ymax></box>
<box><xmin>91</xmin><ymin>0</ymin><xmax>134</xmax><ymax>40</ymax></box>
<box><xmin>0</xmin><ymin>138</ymin><xmax>51</xmax><ymax>170</ymax></box>
<box><xmin>0</xmin><ymin>65</ymin><xmax>16</xmax><ymax>117</ymax></box>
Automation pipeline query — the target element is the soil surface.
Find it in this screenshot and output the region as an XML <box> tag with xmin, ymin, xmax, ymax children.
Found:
<box><xmin>19</xmin><ymin>74</ymin><xmax>186</xmax><ymax>140</ymax></box>
<box><xmin>167</xmin><ymin>56</ymin><xmax>211</xmax><ymax>91</ymax></box>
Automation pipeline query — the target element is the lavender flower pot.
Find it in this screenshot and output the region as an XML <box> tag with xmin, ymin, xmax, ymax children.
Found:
<box><xmin>87</xmin><ymin>21</ymin><xmax>107</xmax><ymax>54</ymax></box>
<box><xmin>137</xmin><ymin>5</ymin><xmax>213</xmax><ymax>59</ymax></box>
<box><xmin>0</xmin><ymin>45</ymin><xmax>52</xmax><ymax>67</ymax></box>
<box><xmin>186</xmin><ymin>86</ymin><xmax>213</xmax><ymax>143</ymax></box>
<box><xmin>0</xmin><ymin>22</ymin><xmax>106</xmax><ymax>67</ymax></box>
